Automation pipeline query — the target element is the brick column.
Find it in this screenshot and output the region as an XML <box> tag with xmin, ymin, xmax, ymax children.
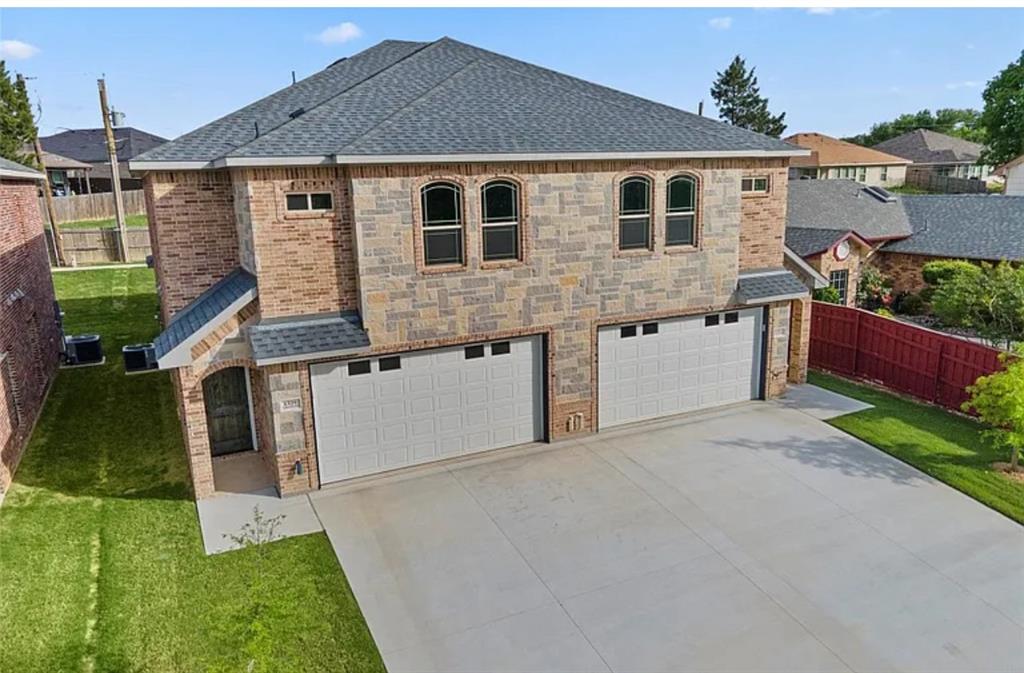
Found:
<box><xmin>176</xmin><ymin>368</ymin><xmax>216</xmax><ymax>499</ymax></box>
<box><xmin>788</xmin><ymin>297</ymin><xmax>811</xmax><ymax>384</ymax></box>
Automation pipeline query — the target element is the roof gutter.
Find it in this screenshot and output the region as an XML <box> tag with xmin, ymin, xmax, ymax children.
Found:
<box><xmin>0</xmin><ymin>167</ymin><xmax>45</xmax><ymax>181</ymax></box>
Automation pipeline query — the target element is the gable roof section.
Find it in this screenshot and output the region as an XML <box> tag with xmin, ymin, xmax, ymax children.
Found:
<box><xmin>872</xmin><ymin>129</ymin><xmax>984</xmax><ymax>165</ymax></box>
<box><xmin>40</xmin><ymin>127</ymin><xmax>169</xmax><ymax>164</ymax></box>
<box><xmin>786</xmin><ymin>132</ymin><xmax>910</xmax><ymax>168</ymax></box>
<box><xmin>785</xmin><ymin>227</ymin><xmax>870</xmax><ymax>258</ymax></box>
<box><xmin>786</xmin><ymin>179</ymin><xmax>912</xmax><ymax>240</ymax></box>
<box><xmin>152</xmin><ymin>268</ymin><xmax>258</xmax><ymax>368</ymax></box>
<box><xmin>133</xmin><ymin>37</ymin><xmax>805</xmax><ymax>169</ymax></box>
<box><xmin>249</xmin><ymin>312</ymin><xmax>371</xmax><ymax>366</ymax></box>
<box><xmin>882</xmin><ymin>195</ymin><xmax>1024</xmax><ymax>262</ymax></box>
<box><xmin>736</xmin><ymin>269</ymin><xmax>809</xmax><ymax>304</ymax></box>
<box><xmin>0</xmin><ymin>157</ymin><xmax>44</xmax><ymax>181</ymax></box>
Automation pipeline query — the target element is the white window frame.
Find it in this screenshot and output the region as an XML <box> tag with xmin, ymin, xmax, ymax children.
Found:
<box><xmin>880</xmin><ymin>166</ymin><xmax>888</xmax><ymax>182</ymax></box>
<box><xmin>480</xmin><ymin>180</ymin><xmax>521</xmax><ymax>262</ymax></box>
<box><xmin>618</xmin><ymin>176</ymin><xmax>652</xmax><ymax>251</ymax></box>
<box><xmin>741</xmin><ymin>176</ymin><xmax>770</xmax><ymax>194</ymax></box>
<box><xmin>829</xmin><ymin>269</ymin><xmax>849</xmax><ymax>304</ymax></box>
<box><xmin>666</xmin><ymin>174</ymin><xmax>698</xmax><ymax>247</ymax></box>
<box><xmin>420</xmin><ymin>182</ymin><xmax>465</xmax><ymax>266</ymax></box>
<box><xmin>285</xmin><ymin>191</ymin><xmax>333</xmax><ymax>212</ymax></box>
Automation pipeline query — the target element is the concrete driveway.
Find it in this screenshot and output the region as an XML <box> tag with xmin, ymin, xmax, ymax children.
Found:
<box><xmin>311</xmin><ymin>400</ymin><xmax>1024</xmax><ymax>673</ymax></box>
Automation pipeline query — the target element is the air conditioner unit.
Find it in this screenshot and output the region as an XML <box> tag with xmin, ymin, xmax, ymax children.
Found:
<box><xmin>64</xmin><ymin>334</ymin><xmax>104</xmax><ymax>366</ymax></box>
<box><xmin>122</xmin><ymin>343</ymin><xmax>158</xmax><ymax>374</ymax></box>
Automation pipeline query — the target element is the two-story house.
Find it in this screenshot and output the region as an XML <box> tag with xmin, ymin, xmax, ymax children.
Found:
<box><xmin>130</xmin><ymin>38</ymin><xmax>813</xmax><ymax>500</ymax></box>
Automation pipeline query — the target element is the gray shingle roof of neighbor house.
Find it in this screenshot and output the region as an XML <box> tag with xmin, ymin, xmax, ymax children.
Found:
<box><xmin>152</xmin><ymin>268</ymin><xmax>258</xmax><ymax>367</ymax></box>
<box><xmin>787</xmin><ymin>179</ymin><xmax>913</xmax><ymax>240</ymax></box>
<box><xmin>0</xmin><ymin>157</ymin><xmax>44</xmax><ymax>180</ymax></box>
<box><xmin>40</xmin><ymin>127</ymin><xmax>169</xmax><ymax>164</ymax></box>
<box><xmin>736</xmin><ymin>269</ymin><xmax>809</xmax><ymax>303</ymax></box>
<box><xmin>784</xmin><ymin>227</ymin><xmax>855</xmax><ymax>257</ymax></box>
<box><xmin>883</xmin><ymin>195</ymin><xmax>1024</xmax><ymax>262</ymax></box>
<box><xmin>249</xmin><ymin>312</ymin><xmax>370</xmax><ymax>365</ymax></box>
<box><xmin>132</xmin><ymin>37</ymin><xmax>806</xmax><ymax>167</ymax></box>
<box><xmin>872</xmin><ymin>129</ymin><xmax>985</xmax><ymax>165</ymax></box>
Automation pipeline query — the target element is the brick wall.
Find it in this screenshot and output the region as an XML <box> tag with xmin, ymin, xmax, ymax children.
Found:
<box><xmin>739</xmin><ymin>167</ymin><xmax>789</xmax><ymax>271</ymax></box>
<box><xmin>872</xmin><ymin>251</ymin><xmax>933</xmax><ymax>295</ymax></box>
<box><xmin>807</xmin><ymin>244</ymin><xmax>864</xmax><ymax>307</ymax></box>
<box><xmin>0</xmin><ymin>179</ymin><xmax>61</xmax><ymax>494</ymax></box>
<box><xmin>143</xmin><ymin>170</ymin><xmax>239</xmax><ymax>321</ymax></box>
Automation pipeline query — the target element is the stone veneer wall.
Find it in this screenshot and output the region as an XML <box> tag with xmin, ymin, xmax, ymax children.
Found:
<box><xmin>787</xmin><ymin>297</ymin><xmax>811</xmax><ymax>384</ymax></box>
<box><xmin>143</xmin><ymin>170</ymin><xmax>239</xmax><ymax>320</ymax></box>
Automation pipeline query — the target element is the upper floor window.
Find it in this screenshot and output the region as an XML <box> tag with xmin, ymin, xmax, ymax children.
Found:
<box><xmin>666</xmin><ymin>175</ymin><xmax>697</xmax><ymax>247</ymax></box>
<box><xmin>481</xmin><ymin>180</ymin><xmax>520</xmax><ymax>262</ymax></box>
<box><xmin>286</xmin><ymin>192</ymin><xmax>333</xmax><ymax>211</ymax></box>
<box><xmin>421</xmin><ymin>182</ymin><xmax>464</xmax><ymax>266</ymax></box>
<box><xmin>740</xmin><ymin>176</ymin><xmax>769</xmax><ymax>194</ymax></box>
<box><xmin>618</xmin><ymin>176</ymin><xmax>651</xmax><ymax>250</ymax></box>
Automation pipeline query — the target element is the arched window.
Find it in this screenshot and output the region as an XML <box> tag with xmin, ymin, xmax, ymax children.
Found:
<box><xmin>666</xmin><ymin>175</ymin><xmax>697</xmax><ymax>247</ymax></box>
<box><xmin>618</xmin><ymin>176</ymin><xmax>652</xmax><ymax>250</ymax></box>
<box><xmin>481</xmin><ymin>180</ymin><xmax>520</xmax><ymax>261</ymax></box>
<box><xmin>421</xmin><ymin>182</ymin><xmax>464</xmax><ymax>266</ymax></box>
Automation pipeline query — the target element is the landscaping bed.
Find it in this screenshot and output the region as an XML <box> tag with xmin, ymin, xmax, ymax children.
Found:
<box><xmin>809</xmin><ymin>370</ymin><xmax>1024</xmax><ymax>525</ymax></box>
<box><xmin>0</xmin><ymin>268</ymin><xmax>384</xmax><ymax>673</ymax></box>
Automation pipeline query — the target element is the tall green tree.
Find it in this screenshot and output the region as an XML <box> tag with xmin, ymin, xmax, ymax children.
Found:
<box><xmin>0</xmin><ymin>61</ymin><xmax>38</xmax><ymax>166</ymax></box>
<box><xmin>844</xmin><ymin>108</ymin><xmax>984</xmax><ymax>147</ymax></box>
<box><xmin>710</xmin><ymin>56</ymin><xmax>787</xmax><ymax>137</ymax></box>
<box><xmin>979</xmin><ymin>50</ymin><xmax>1024</xmax><ymax>166</ymax></box>
<box><xmin>929</xmin><ymin>261</ymin><xmax>1024</xmax><ymax>351</ymax></box>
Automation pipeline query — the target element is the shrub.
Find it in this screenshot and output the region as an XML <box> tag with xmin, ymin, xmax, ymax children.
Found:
<box><xmin>895</xmin><ymin>292</ymin><xmax>927</xmax><ymax>316</ymax></box>
<box><xmin>857</xmin><ymin>266</ymin><xmax>892</xmax><ymax>311</ymax></box>
<box><xmin>875</xmin><ymin>307</ymin><xmax>895</xmax><ymax>318</ymax></box>
<box><xmin>931</xmin><ymin>261</ymin><xmax>1024</xmax><ymax>350</ymax></box>
<box><xmin>922</xmin><ymin>259</ymin><xmax>978</xmax><ymax>287</ymax></box>
<box><xmin>963</xmin><ymin>347</ymin><xmax>1024</xmax><ymax>472</ymax></box>
<box><xmin>813</xmin><ymin>285</ymin><xmax>842</xmax><ymax>304</ymax></box>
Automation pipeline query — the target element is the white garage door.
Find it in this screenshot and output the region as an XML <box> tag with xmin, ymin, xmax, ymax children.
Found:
<box><xmin>598</xmin><ymin>308</ymin><xmax>764</xmax><ymax>429</ymax></box>
<box><xmin>311</xmin><ymin>337</ymin><xmax>544</xmax><ymax>483</ymax></box>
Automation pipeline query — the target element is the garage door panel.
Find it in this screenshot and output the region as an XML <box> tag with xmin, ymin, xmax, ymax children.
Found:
<box><xmin>312</xmin><ymin>336</ymin><xmax>544</xmax><ymax>483</ymax></box>
<box><xmin>599</xmin><ymin>309</ymin><xmax>763</xmax><ymax>429</ymax></box>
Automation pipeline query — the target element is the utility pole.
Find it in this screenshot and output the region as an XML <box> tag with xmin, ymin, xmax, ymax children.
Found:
<box><xmin>98</xmin><ymin>77</ymin><xmax>128</xmax><ymax>263</ymax></box>
<box><xmin>19</xmin><ymin>74</ymin><xmax>67</xmax><ymax>267</ymax></box>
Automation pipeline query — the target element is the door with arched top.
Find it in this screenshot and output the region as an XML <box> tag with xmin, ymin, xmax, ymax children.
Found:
<box><xmin>202</xmin><ymin>367</ymin><xmax>255</xmax><ymax>456</ymax></box>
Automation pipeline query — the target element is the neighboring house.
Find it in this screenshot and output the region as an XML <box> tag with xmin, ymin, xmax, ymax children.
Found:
<box><xmin>785</xmin><ymin>132</ymin><xmax>910</xmax><ymax>187</ymax></box>
<box><xmin>996</xmin><ymin>154</ymin><xmax>1024</xmax><ymax>195</ymax></box>
<box><xmin>786</xmin><ymin>179</ymin><xmax>1024</xmax><ymax>299</ymax></box>
<box><xmin>0</xmin><ymin>158</ymin><xmax>62</xmax><ymax>498</ymax></box>
<box><xmin>38</xmin><ymin>150</ymin><xmax>94</xmax><ymax>196</ymax></box>
<box><xmin>40</xmin><ymin>127</ymin><xmax>168</xmax><ymax>193</ymax></box>
<box><xmin>129</xmin><ymin>37</ymin><xmax>813</xmax><ymax>500</ymax></box>
<box><xmin>873</xmin><ymin>129</ymin><xmax>993</xmax><ymax>182</ymax></box>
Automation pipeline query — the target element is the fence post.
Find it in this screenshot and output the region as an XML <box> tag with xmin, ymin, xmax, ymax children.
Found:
<box><xmin>850</xmin><ymin>309</ymin><xmax>861</xmax><ymax>376</ymax></box>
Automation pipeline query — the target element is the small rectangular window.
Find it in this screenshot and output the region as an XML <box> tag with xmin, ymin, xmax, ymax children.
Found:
<box><xmin>620</xmin><ymin>325</ymin><xmax>637</xmax><ymax>338</ymax></box>
<box><xmin>348</xmin><ymin>360</ymin><xmax>371</xmax><ymax>376</ymax></box>
<box><xmin>378</xmin><ymin>356</ymin><xmax>401</xmax><ymax>372</ymax></box>
<box><xmin>491</xmin><ymin>341</ymin><xmax>511</xmax><ymax>356</ymax></box>
<box><xmin>741</xmin><ymin>177</ymin><xmax>769</xmax><ymax>194</ymax></box>
<box><xmin>310</xmin><ymin>192</ymin><xmax>333</xmax><ymax>210</ymax></box>
<box><xmin>464</xmin><ymin>344</ymin><xmax>485</xmax><ymax>359</ymax></box>
<box><xmin>705</xmin><ymin>315</ymin><xmax>720</xmax><ymax>327</ymax></box>
<box><xmin>286</xmin><ymin>193</ymin><xmax>309</xmax><ymax>211</ymax></box>
<box><xmin>724</xmin><ymin>312</ymin><xmax>739</xmax><ymax>324</ymax></box>
<box><xmin>642</xmin><ymin>322</ymin><xmax>659</xmax><ymax>335</ymax></box>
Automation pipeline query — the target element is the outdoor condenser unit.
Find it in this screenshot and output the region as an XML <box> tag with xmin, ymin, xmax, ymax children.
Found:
<box><xmin>122</xmin><ymin>344</ymin><xmax>158</xmax><ymax>374</ymax></box>
<box><xmin>64</xmin><ymin>334</ymin><xmax>104</xmax><ymax>366</ymax></box>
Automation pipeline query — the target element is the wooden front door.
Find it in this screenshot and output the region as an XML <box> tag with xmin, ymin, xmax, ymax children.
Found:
<box><xmin>203</xmin><ymin>367</ymin><xmax>254</xmax><ymax>457</ymax></box>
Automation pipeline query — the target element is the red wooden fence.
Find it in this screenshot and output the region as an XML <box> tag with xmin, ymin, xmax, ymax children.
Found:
<box><xmin>809</xmin><ymin>301</ymin><xmax>1006</xmax><ymax>412</ymax></box>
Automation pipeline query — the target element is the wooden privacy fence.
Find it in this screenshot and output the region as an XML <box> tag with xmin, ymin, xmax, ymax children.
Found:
<box><xmin>809</xmin><ymin>301</ymin><xmax>1006</xmax><ymax>413</ymax></box>
<box><xmin>39</xmin><ymin>190</ymin><xmax>146</xmax><ymax>224</ymax></box>
<box><xmin>905</xmin><ymin>170</ymin><xmax>987</xmax><ymax>194</ymax></box>
<box><xmin>45</xmin><ymin>227</ymin><xmax>152</xmax><ymax>265</ymax></box>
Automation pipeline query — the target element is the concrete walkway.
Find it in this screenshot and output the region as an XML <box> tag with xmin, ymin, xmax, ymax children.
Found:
<box><xmin>312</xmin><ymin>402</ymin><xmax>1024</xmax><ymax>673</ymax></box>
<box><xmin>778</xmin><ymin>383</ymin><xmax>873</xmax><ymax>420</ymax></box>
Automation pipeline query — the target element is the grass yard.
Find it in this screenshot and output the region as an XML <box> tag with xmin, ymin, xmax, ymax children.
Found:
<box><xmin>0</xmin><ymin>268</ymin><xmax>384</xmax><ymax>673</ymax></box>
<box><xmin>55</xmin><ymin>213</ymin><xmax>149</xmax><ymax>230</ymax></box>
<box><xmin>810</xmin><ymin>370</ymin><xmax>1024</xmax><ymax>525</ymax></box>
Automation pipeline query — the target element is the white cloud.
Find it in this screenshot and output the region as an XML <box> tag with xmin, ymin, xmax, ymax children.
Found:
<box><xmin>806</xmin><ymin>7</ymin><xmax>837</xmax><ymax>15</ymax></box>
<box><xmin>315</xmin><ymin>22</ymin><xmax>362</xmax><ymax>45</ymax></box>
<box><xmin>0</xmin><ymin>39</ymin><xmax>40</xmax><ymax>60</ymax></box>
<box><xmin>945</xmin><ymin>80</ymin><xmax>981</xmax><ymax>90</ymax></box>
<box><xmin>965</xmin><ymin>42</ymin><xmax>976</xmax><ymax>50</ymax></box>
<box><xmin>708</xmin><ymin>16</ymin><xmax>733</xmax><ymax>30</ymax></box>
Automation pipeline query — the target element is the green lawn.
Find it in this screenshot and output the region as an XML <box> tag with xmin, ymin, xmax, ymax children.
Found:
<box><xmin>0</xmin><ymin>268</ymin><xmax>384</xmax><ymax>673</ymax></box>
<box><xmin>809</xmin><ymin>370</ymin><xmax>1024</xmax><ymax>525</ymax></box>
<box><xmin>55</xmin><ymin>213</ymin><xmax>149</xmax><ymax>230</ymax></box>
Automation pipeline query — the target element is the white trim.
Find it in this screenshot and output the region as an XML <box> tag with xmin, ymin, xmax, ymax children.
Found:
<box><xmin>784</xmin><ymin>246</ymin><xmax>829</xmax><ymax>288</ymax></box>
<box><xmin>738</xmin><ymin>269</ymin><xmax>793</xmax><ymax>279</ymax></box>
<box><xmin>244</xmin><ymin>369</ymin><xmax>259</xmax><ymax>452</ymax></box>
<box><xmin>216</xmin><ymin>155</ymin><xmax>336</xmax><ymax>168</ymax></box>
<box><xmin>254</xmin><ymin>345</ymin><xmax>368</xmax><ymax>368</ymax></box>
<box><xmin>128</xmin><ymin>160</ymin><xmax>213</xmax><ymax>171</ymax></box>
<box><xmin>0</xmin><ymin>167</ymin><xmax>44</xmax><ymax>181</ymax></box>
<box><xmin>741</xmin><ymin>291</ymin><xmax>809</xmax><ymax>305</ymax></box>
<box><xmin>156</xmin><ymin>287</ymin><xmax>258</xmax><ymax>369</ymax></box>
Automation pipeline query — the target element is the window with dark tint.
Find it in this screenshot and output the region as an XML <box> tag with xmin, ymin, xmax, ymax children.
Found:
<box><xmin>705</xmin><ymin>315</ymin><xmax>720</xmax><ymax>327</ymax></box>
<box><xmin>642</xmin><ymin>322</ymin><xmax>659</xmax><ymax>335</ymax></box>
<box><xmin>740</xmin><ymin>177</ymin><xmax>769</xmax><ymax>194</ymax></box>
<box><xmin>830</xmin><ymin>270</ymin><xmax>849</xmax><ymax>304</ymax></box>
<box><xmin>310</xmin><ymin>192</ymin><xmax>333</xmax><ymax>209</ymax></box>
<box><xmin>378</xmin><ymin>356</ymin><xmax>401</xmax><ymax>371</ymax></box>
<box><xmin>286</xmin><ymin>193</ymin><xmax>309</xmax><ymax>211</ymax></box>
<box><xmin>620</xmin><ymin>325</ymin><xmax>637</xmax><ymax>338</ymax></box>
<box><xmin>286</xmin><ymin>192</ymin><xmax>334</xmax><ymax>211</ymax></box>
<box><xmin>348</xmin><ymin>360</ymin><xmax>371</xmax><ymax>376</ymax></box>
<box><xmin>666</xmin><ymin>175</ymin><xmax>697</xmax><ymax>246</ymax></box>
<box><xmin>491</xmin><ymin>341</ymin><xmax>511</xmax><ymax>355</ymax></box>
<box><xmin>482</xmin><ymin>181</ymin><xmax>520</xmax><ymax>261</ymax></box>
<box><xmin>464</xmin><ymin>344</ymin><xmax>485</xmax><ymax>359</ymax></box>
<box><xmin>421</xmin><ymin>182</ymin><xmax>464</xmax><ymax>265</ymax></box>
<box><xmin>724</xmin><ymin>312</ymin><xmax>739</xmax><ymax>324</ymax></box>
<box><xmin>618</xmin><ymin>177</ymin><xmax>651</xmax><ymax>250</ymax></box>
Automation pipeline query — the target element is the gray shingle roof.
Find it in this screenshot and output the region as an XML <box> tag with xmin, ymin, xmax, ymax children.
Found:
<box><xmin>40</xmin><ymin>127</ymin><xmax>168</xmax><ymax>164</ymax></box>
<box><xmin>785</xmin><ymin>227</ymin><xmax>850</xmax><ymax>257</ymax></box>
<box><xmin>882</xmin><ymin>195</ymin><xmax>1024</xmax><ymax>262</ymax></box>
<box><xmin>0</xmin><ymin>157</ymin><xmax>44</xmax><ymax>180</ymax></box>
<box><xmin>787</xmin><ymin>179</ymin><xmax>912</xmax><ymax>240</ymax></box>
<box><xmin>135</xmin><ymin>37</ymin><xmax>801</xmax><ymax>165</ymax></box>
<box><xmin>249</xmin><ymin>312</ymin><xmax>370</xmax><ymax>365</ymax></box>
<box><xmin>736</xmin><ymin>270</ymin><xmax>809</xmax><ymax>303</ymax></box>
<box><xmin>153</xmin><ymin>268</ymin><xmax>257</xmax><ymax>361</ymax></box>
<box><xmin>872</xmin><ymin>129</ymin><xmax>984</xmax><ymax>165</ymax></box>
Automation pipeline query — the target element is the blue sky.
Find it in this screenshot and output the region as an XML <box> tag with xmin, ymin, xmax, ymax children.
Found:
<box><xmin>2</xmin><ymin>8</ymin><xmax>1021</xmax><ymax>141</ymax></box>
